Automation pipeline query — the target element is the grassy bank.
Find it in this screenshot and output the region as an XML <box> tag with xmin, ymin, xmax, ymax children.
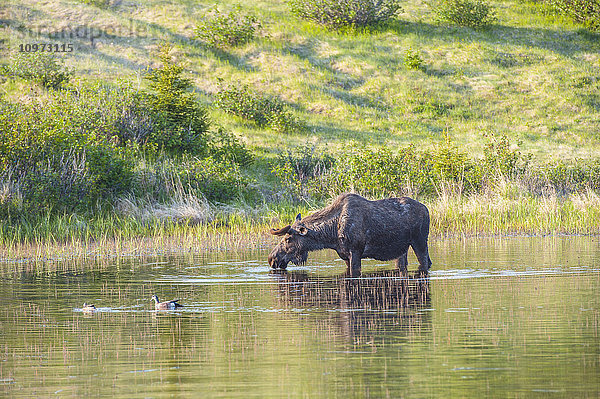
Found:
<box><xmin>2</xmin><ymin>189</ymin><xmax>599</xmax><ymax>261</ymax></box>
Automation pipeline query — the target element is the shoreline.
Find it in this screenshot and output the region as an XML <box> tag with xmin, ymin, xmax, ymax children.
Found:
<box><xmin>1</xmin><ymin>228</ymin><xmax>598</xmax><ymax>265</ymax></box>
<box><xmin>2</xmin><ymin>191</ymin><xmax>599</xmax><ymax>263</ymax></box>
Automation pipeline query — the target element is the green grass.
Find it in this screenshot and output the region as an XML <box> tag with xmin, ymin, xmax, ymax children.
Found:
<box><xmin>2</xmin><ymin>189</ymin><xmax>599</xmax><ymax>261</ymax></box>
<box><xmin>1</xmin><ymin>0</ymin><xmax>600</xmax><ymax>258</ymax></box>
<box><xmin>3</xmin><ymin>0</ymin><xmax>599</xmax><ymax>159</ymax></box>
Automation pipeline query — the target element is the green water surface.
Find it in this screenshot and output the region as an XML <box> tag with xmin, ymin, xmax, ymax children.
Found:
<box><xmin>0</xmin><ymin>236</ymin><xmax>598</xmax><ymax>397</ymax></box>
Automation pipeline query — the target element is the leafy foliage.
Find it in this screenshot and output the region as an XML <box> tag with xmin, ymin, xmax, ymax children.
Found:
<box><xmin>288</xmin><ymin>0</ymin><xmax>402</xmax><ymax>28</ymax></box>
<box><xmin>131</xmin><ymin>154</ymin><xmax>253</xmax><ymax>204</ymax></box>
<box><xmin>77</xmin><ymin>0</ymin><xmax>111</xmax><ymax>7</ymax></box>
<box><xmin>482</xmin><ymin>132</ymin><xmax>530</xmax><ymax>178</ymax></box>
<box><xmin>215</xmin><ymin>80</ymin><xmax>304</xmax><ymax>133</ymax></box>
<box><xmin>0</xmin><ymin>98</ymin><xmax>134</xmax><ymax>216</ymax></box>
<box><xmin>144</xmin><ymin>44</ymin><xmax>210</xmax><ymax>154</ymax></box>
<box><xmin>273</xmin><ymin>136</ymin><xmax>600</xmax><ymax>202</ymax></box>
<box><xmin>0</xmin><ymin>44</ymin><xmax>256</xmax><ymax>217</ymax></box>
<box><xmin>271</xmin><ymin>144</ymin><xmax>335</xmax><ymax>199</ymax></box>
<box><xmin>180</xmin><ymin>157</ymin><xmax>252</xmax><ymax>203</ymax></box>
<box><xmin>544</xmin><ymin>0</ymin><xmax>600</xmax><ymax>31</ymax></box>
<box><xmin>208</xmin><ymin>127</ymin><xmax>254</xmax><ymax>167</ymax></box>
<box><xmin>194</xmin><ymin>6</ymin><xmax>262</xmax><ymax>48</ymax></box>
<box><xmin>7</xmin><ymin>51</ymin><xmax>72</xmax><ymax>89</ymax></box>
<box><xmin>431</xmin><ymin>0</ymin><xmax>497</xmax><ymax>28</ymax></box>
<box><xmin>404</xmin><ymin>47</ymin><xmax>425</xmax><ymax>70</ymax></box>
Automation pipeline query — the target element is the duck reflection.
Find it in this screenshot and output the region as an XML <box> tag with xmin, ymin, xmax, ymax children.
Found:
<box><xmin>271</xmin><ymin>269</ymin><xmax>431</xmax><ymax>343</ymax></box>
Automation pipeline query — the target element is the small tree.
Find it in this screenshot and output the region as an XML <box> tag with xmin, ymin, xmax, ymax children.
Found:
<box><xmin>544</xmin><ymin>0</ymin><xmax>600</xmax><ymax>31</ymax></box>
<box><xmin>8</xmin><ymin>51</ymin><xmax>72</xmax><ymax>89</ymax></box>
<box><xmin>145</xmin><ymin>44</ymin><xmax>210</xmax><ymax>154</ymax></box>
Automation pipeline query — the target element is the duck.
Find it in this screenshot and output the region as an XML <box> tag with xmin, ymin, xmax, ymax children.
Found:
<box><xmin>82</xmin><ymin>303</ymin><xmax>96</xmax><ymax>313</ymax></box>
<box><xmin>152</xmin><ymin>295</ymin><xmax>183</xmax><ymax>310</ymax></box>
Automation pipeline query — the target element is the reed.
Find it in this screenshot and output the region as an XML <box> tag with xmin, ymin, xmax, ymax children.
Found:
<box><xmin>1</xmin><ymin>190</ymin><xmax>599</xmax><ymax>261</ymax></box>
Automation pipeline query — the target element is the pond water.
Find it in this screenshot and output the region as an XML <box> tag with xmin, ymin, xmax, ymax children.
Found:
<box><xmin>0</xmin><ymin>236</ymin><xmax>599</xmax><ymax>397</ymax></box>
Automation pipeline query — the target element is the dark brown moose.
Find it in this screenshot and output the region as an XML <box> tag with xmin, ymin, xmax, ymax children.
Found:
<box><xmin>268</xmin><ymin>193</ymin><xmax>432</xmax><ymax>276</ymax></box>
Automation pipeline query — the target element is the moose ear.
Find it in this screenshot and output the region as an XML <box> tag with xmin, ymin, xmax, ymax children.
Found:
<box><xmin>295</xmin><ymin>213</ymin><xmax>301</xmax><ymax>222</ymax></box>
<box><xmin>298</xmin><ymin>226</ymin><xmax>308</xmax><ymax>236</ymax></box>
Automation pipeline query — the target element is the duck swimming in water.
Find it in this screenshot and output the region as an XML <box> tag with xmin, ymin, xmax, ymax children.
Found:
<box><xmin>82</xmin><ymin>303</ymin><xmax>96</xmax><ymax>313</ymax></box>
<box><xmin>152</xmin><ymin>295</ymin><xmax>183</xmax><ymax>310</ymax></box>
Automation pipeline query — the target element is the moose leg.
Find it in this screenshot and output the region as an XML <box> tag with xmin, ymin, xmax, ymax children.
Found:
<box><xmin>348</xmin><ymin>250</ymin><xmax>362</xmax><ymax>276</ymax></box>
<box><xmin>337</xmin><ymin>252</ymin><xmax>351</xmax><ymax>270</ymax></box>
<box><xmin>411</xmin><ymin>239</ymin><xmax>432</xmax><ymax>273</ymax></box>
<box><xmin>395</xmin><ymin>250</ymin><xmax>409</xmax><ymax>274</ymax></box>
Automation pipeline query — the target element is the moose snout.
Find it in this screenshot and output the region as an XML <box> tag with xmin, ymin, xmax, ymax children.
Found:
<box><xmin>268</xmin><ymin>253</ymin><xmax>274</xmax><ymax>268</ymax></box>
<box><xmin>268</xmin><ymin>250</ymin><xmax>288</xmax><ymax>269</ymax></box>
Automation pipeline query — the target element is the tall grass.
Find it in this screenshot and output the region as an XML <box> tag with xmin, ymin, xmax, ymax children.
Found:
<box><xmin>2</xmin><ymin>187</ymin><xmax>599</xmax><ymax>261</ymax></box>
<box><xmin>2</xmin><ymin>0</ymin><xmax>600</xmax><ymax>261</ymax></box>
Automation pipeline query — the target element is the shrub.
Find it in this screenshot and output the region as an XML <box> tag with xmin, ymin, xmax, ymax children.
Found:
<box><xmin>180</xmin><ymin>157</ymin><xmax>252</xmax><ymax>202</ymax></box>
<box><xmin>77</xmin><ymin>0</ymin><xmax>111</xmax><ymax>7</ymax></box>
<box><xmin>431</xmin><ymin>0</ymin><xmax>497</xmax><ymax>28</ymax></box>
<box><xmin>430</xmin><ymin>138</ymin><xmax>483</xmax><ymax>193</ymax></box>
<box><xmin>482</xmin><ymin>133</ymin><xmax>530</xmax><ymax>179</ymax></box>
<box><xmin>329</xmin><ymin>147</ymin><xmax>411</xmax><ymax>198</ymax></box>
<box><xmin>208</xmin><ymin>127</ymin><xmax>254</xmax><ymax>167</ymax></box>
<box><xmin>214</xmin><ymin>81</ymin><xmax>304</xmax><ymax>133</ymax></box>
<box><xmin>194</xmin><ymin>6</ymin><xmax>262</xmax><ymax>48</ymax></box>
<box><xmin>127</xmin><ymin>153</ymin><xmax>254</xmax><ymax>205</ymax></box>
<box><xmin>273</xmin><ymin>139</ymin><xmax>497</xmax><ymax>201</ymax></box>
<box><xmin>271</xmin><ymin>144</ymin><xmax>334</xmax><ymax>199</ymax></box>
<box><xmin>539</xmin><ymin>160</ymin><xmax>600</xmax><ymax>195</ymax></box>
<box><xmin>145</xmin><ymin>44</ymin><xmax>210</xmax><ymax>154</ymax></box>
<box><xmin>328</xmin><ymin>142</ymin><xmax>480</xmax><ymax>198</ymax></box>
<box><xmin>544</xmin><ymin>0</ymin><xmax>600</xmax><ymax>31</ymax></box>
<box><xmin>288</xmin><ymin>0</ymin><xmax>402</xmax><ymax>28</ymax></box>
<box><xmin>8</xmin><ymin>51</ymin><xmax>72</xmax><ymax>89</ymax></box>
<box><xmin>0</xmin><ymin>99</ymin><xmax>134</xmax><ymax>215</ymax></box>
<box><xmin>404</xmin><ymin>47</ymin><xmax>425</xmax><ymax>70</ymax></box>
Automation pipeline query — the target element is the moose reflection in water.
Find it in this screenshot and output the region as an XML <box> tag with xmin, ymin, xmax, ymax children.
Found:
<box><xmin>271</xmin><ymin>269</ymin><xmax>431</xmax><ymax>343</ymax></box>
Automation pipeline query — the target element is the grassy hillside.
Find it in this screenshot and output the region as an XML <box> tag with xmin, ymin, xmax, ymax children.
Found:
<box><xmin>1</xmin><ymin>0</ymin><xmax>600</xmax><ymax>254</ymax></box>
<box><xmin>3</xmin><ymin>0</ymin><xmax>599</xmax><ymax>158</ymax></box>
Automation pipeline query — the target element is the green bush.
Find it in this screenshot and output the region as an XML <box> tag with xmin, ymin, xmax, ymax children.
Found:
<box><xmin>430</xmin><ymin>138</ymin><xmax>481</xmax><ymax>191</ymax></box>
<box><xmin>133</xmin><ymin>155</ymin><xmax>251</xmax><ymax>203</ymax></box>
<box><xmin>271</xmin><ymin>144</ymin><xmax>334</xmax><ymax>199</ymax></box>
<box><xmin>404</xmin><ymin>48</ymin><xmax>425</xmax><ymax>70</ymax></box>
<box><xmin>208</xmin><ymin>127</ymin><xmax>254</xmax><ymax>167</ymax></box>
<box><xmin>194</xmin><ymin>6</ymin><xmax>262</xmax><ymax>48</ymax></box>
<box><xmin>540</xmin><ymin>160</ymin><xmax>600</xmax><ymax>195</ymax></box>
<box><xmin>214</xmin><ymin>81</ymin><xmax>304</xmax><ymax>133</ymax></box>
<box><xmin>0</xmin><ymin>44</ymin><xmax>256</xmax><ymax>217</ymax></box>
<box><xmin>145</xmin><ymin>44</ymin><xmax>210</xmax><ymax>154</ymax></box>
<box><xmin>77</xmin><ymin>0</ymin><xmax>111</xmax><ymax>7</ymax></box>
<box><xmin>178</xmin><ymin>157</ymin><xmax>252</xmax><ymax>202</ymax></box>
<box><xmin>482</xmin><ymin>133</ymin><xmax>530</xmax><ymax>179</ymax></box>
<box><xmin>431</xmin><ymin>0</ymin><xmax>497</xmax><ymax>28</ymax></box>
<box><xmin>288</xmin><ymin>0</ymin><xmax>402</xmax><ymax>28</ymax></box>
<box><xmin>327</xmin><ymin>142</ymin><xmax>480</xmax><ymax>198</ymax></box>
<box><xmin>273</xmin><ymin>137</ymin><xmax>538</xmax><ymax>201</ymax></box>
<box><xmin>8</xmin><ymin>51</ymin><xmax>72</xmax><ymax>89</ymax></box>
<box><xmin>0</xmin><ymin>99</ymin><xmax>134</xmax><ymax>215</ymax></box>
<box><xmin>544</xmin><ymin>0</ymin><xmax>600</xmax><ymax>31</ymax></box>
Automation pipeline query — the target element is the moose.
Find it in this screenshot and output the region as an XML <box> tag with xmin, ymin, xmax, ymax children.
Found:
<box><xmin>268</xmin><ymin>193</ymin><xmax>432</xmax><ymax>276</ymax></box>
